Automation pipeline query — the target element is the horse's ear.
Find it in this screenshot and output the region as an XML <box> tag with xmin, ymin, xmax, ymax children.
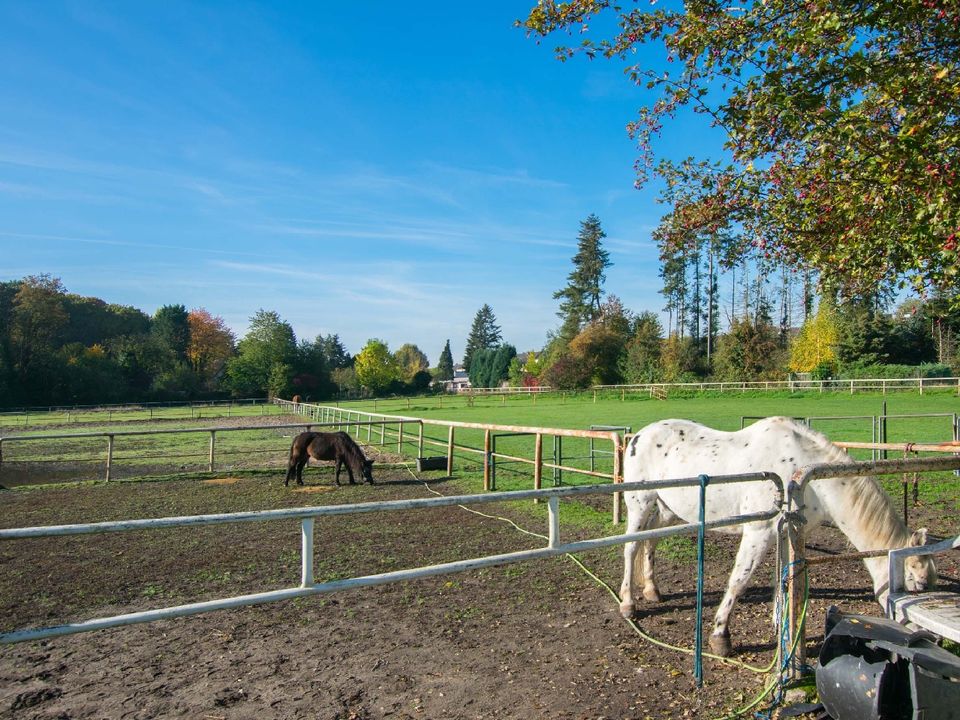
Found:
<box><xmin>910</xmin><ymin>528</ymin><xmax>929</xmax><ymax>546</ymax></box>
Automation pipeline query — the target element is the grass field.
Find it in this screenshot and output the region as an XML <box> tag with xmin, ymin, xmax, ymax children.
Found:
<box><xmin>0</xmin><ymin>400</ymin><xmax>283</xmax><ymax>429</ymax></box>
<box><xmin>325</xmin><ymin>390</ymin><xmax>960</xmax><ymax>496</ymax></box>
<box><xmin>3</xmin><ymin>391</ymin><xmax>957</xmax><ymax>494</ymax></box>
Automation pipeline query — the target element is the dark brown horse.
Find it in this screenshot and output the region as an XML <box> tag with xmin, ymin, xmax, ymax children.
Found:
<box><xmin>284</xmin><ymin>431</ymin><xmax>374</xmax><ymax>487</ymax></box>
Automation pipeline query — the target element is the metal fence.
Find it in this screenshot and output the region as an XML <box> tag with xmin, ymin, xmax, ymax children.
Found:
<box><xmin>0</xmin><ymin>473</ymin><xmax>782</xmax><ymax>645</ymax></box>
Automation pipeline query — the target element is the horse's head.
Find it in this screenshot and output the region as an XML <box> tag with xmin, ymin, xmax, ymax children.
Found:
<box><xmin>903</xmin><ymin>528</ymin><xmax>937</xmax><ymax>591</ymax></box>
<box><xmin>361</xmin><ymin>459</ymin><xmax>374</xmax><ymax>485</ymax></box>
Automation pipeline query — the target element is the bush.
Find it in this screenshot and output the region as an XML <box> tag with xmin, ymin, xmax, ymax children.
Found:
<box><xmin>837</xmin><ymin>363</ymin><xmax>952</xmax><ymax>379</ymax></box>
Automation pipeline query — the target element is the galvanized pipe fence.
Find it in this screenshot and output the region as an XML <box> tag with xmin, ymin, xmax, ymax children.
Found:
<box><xmin>781</xmin><ymin>454</ymin><xmax>960</xmax><ymax>677</ymax></box>
<box><xmin>2</xmin><ymin>446</ymin><xmax>959</xmax><ymax>690</ymax></box>
<box><xmin>0</xmin><ymin>473</ymin><xmax>783</xmax><ymax>646</ymax></box>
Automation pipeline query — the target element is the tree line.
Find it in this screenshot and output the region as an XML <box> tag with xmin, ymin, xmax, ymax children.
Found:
<box><xmin>457</xmin><ymin>214</ymin><xmax>960</xmax><ymax>392</ymax></box>
<box><xmin>0</xmin><ymin>275</ymin><xmax>451</xmax><ymax>407</ymax></box>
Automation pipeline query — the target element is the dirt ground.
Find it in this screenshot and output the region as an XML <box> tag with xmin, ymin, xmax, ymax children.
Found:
<box><xmin>1</xmin><ymin>457</ymin><xmax>958</xmax><ymax>719</ymax></box>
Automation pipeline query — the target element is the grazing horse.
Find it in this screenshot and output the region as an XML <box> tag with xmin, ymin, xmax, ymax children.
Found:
<box><xmin>619</xmin><ymin>417</ymin><xmax>936</xmax><ymax>657</ymax></box>
<box><xmin>285</xmin><ymin>431</ymin><xmax>374</xmax><ymax>487</ymax></box>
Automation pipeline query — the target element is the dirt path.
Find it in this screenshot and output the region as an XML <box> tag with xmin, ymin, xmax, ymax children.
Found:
<box><xmin>1</xmin><ymin>467</ymin><xmax>957</xmax><ymax>719</ymax></box>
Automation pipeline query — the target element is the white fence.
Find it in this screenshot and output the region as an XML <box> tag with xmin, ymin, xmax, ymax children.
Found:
<box><xmin>593</xmin><ymin>376</ymin><xmax>960</xmax><ymax>396</ymax></box>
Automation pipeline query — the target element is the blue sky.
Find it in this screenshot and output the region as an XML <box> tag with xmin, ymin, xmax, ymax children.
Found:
<box><xmin>0</xmin><ymin>2</ymin><xmax>718</xmax><ymax>363</ymax></box>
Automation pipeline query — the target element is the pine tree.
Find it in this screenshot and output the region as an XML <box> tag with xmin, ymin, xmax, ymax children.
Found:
<box><xmin>553</xmin><ymin>214</ymin><xmax>611</xmax><ymax>337</ymax></box>
<box><xmin>436</xmin><ymin>339</ymin><xmax>454</xmax><ymax>381</ymax></box>
<box><xmin>463</xmin><ymin>304</ymin><xmax>501</xmax><ymax>372</ymax></box>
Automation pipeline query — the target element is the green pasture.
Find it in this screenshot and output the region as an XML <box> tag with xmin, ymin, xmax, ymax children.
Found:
<box><xmin>316</xmin><ymin>390</ymin><xmax>959</xmax><ymax>497</ymax></box>
<box><xmin>2</xmin><ymin>390</ymin><xmax>957</xmax><ymax>495</ymax></box>
<box><xmin>0</xmin><ymin>400</ymin><xmax>283</xmax><ymax>430</ymax></box>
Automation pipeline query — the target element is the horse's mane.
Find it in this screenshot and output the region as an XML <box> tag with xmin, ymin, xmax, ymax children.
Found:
<box><xmin>338</xmin><ymin>432</ymin><xmax>367</xmax><ymax>465</ymax></box>
<box><xmin>778</xmin><ymin>417</ymin><xmax>909</xmax><ymax>547</ymax></box>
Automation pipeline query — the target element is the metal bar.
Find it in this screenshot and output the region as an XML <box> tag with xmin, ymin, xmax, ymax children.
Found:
<box><xmin>483</xmin><ymin>429</ymin><xmax>491</xmax><ymax>491</ymax></box>
<box><xmin>784</xmin><ymin>454</ymin><xmax>960</xmax><ymax>678</ymax></box>
<box><xmin>447</xmin><ymin>426</ymin><xmax>455</xmax><ymax>475</ymax></box>
<box><xmin>0</xmin><ymin>508</ymin><xmax>779</xmax><ymax>645</ymax></box>
<box><xmin>301</xmin><ymin>518</ymin><xmax>314</xmax><ymax>587</ymax></box>
<box><xmin>0</xmin><ymin>473</ymin><xmax>783</xmax><ymax>540</ymax></box>
<box><xmin>548</xmin><ymin>496</ymin><xmax>559</xmax><ymax>548</ymax></box>
<box><xmin>208</xmin><ymin>431</ymin><xmax>216</xmax><ymax>472</ymax></box>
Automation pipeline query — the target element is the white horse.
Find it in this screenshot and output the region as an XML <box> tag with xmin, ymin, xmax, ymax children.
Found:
<box><xmin>619</xmin><ymin>417</ymin><xmax>936</xmax><ymax>657</ymax></box>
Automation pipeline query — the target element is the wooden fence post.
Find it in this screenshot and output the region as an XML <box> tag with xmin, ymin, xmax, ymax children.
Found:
<box><xmin>534</xmin><ymin>433</ymin><xmax>543</xmax><ymax>491</ymax></box>
<box><xmin>105</xmin><ymin>434</ymin><xmax>114</xmax><ymax>482</ymax></box>
<box><xmin>208</xmin><ymin>431</ymin><xmax>216</xmax><ymax>472</ymax></box>
<box><xmin>398</xmin><ymin>422</ymin><xmax>404</xmax><ymax>454</ymax></box>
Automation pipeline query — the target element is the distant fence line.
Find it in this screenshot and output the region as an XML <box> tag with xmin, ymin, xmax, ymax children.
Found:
<box><xmin>0</xmin><ymin>398</ymin><xmax>269</xmax><ymax>415</ymax></box>
<box><xmin>0</xmin><ymin>402</ymin><xmax>626</xmax><ymax>518</ymax></box>
<box><xmin>593</xmin><ymin>376</ymin><xmax>960</xmax><ymax>397</ymax></box>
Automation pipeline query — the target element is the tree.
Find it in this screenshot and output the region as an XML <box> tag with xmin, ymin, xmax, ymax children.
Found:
<box><xmin>523</xmin><ymin>2</ymin><xmax>960</xmax><ymax>300</ymax></box>
<box><xmin>789</xmin><ymin>301</ymin><xmax>840</xmax><ymax>374</ymax></box>
<box><xmin>152</xmin><ymin>305</ymin><xmax>190</xmax><ymax>362</ymax></box>
<box><xmin>621</xmin><ymin>312</ymin><xmax>664</xmax><ymax>383</ymax></box>
<box><xmin>354</xmin><ymin>339</ymin><xmax>401</xmax><ymax>395</ymax></box>
<box><xmin>553</xmin><ymin>214</ymin><xmax>612</xmax><ymax>336</ymax></box>
<box><xmin>436</xmin><ymin>340</ymin><xmax>455</xmax><ymax>381</ymax></box>
<box><xmin>317</xmin><ymin>334</ymin><xmax>352</xmax><ymax>369</ymax></box>
<box><xmin>463</xmin><ymin>304</ymin><xmax>502</xmax><ymax>372</ymax></box>
<box><xmin>567</xmin><ymin>323</ymin><xmax>625</xmax><ymax>386</ymax></box>
<box><xmin>393</xmin><ymin>343</ymin><xmax>429</xmax><ymax>383</ymax></box>
<box><xmin>468</xmin><ymin>344</ymin><xmax>516</xmax><ymax>388</ymax></box>
<box><xmin>187</xmin><ymin>309</ymin><xmax>235</xmax><ymax>386</ymax></box>
<box><xmin>225</xmin><ymin>310</ymin><xmax>297</xmax><ymax>397</ymax></box>
<box><xmin>10</xmin><ymin>274</ymin><xmax>69</xmax><ymax>399</ymax></box>
<box><xmin>713</xmin><ymin>318</ymin><xmax>786</xmax><ymax>382</ymax></box>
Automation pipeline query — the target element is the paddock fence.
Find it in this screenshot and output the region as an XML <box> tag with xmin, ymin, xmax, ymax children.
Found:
<box><xmin>275</xmin><ymin>399</ymin><xmax>628</xmax><ymax>521</ymax></box>
<box><xmin>5</xmin><ymin>454</ymin><xmax>960</xmax><ymax>693</ymax></box>
<box><xmin>741</xmin><ymin>412</ymin><xmax>960</xmax><ymax>461</ymax></box>
<box><xmin>0</xmin><ymin>398</ymin><xmax>278</xmax><ymax>428</ymax></box>
<box><xmin>593</xmin><ymin>376</ymin><xmax>960</xmax><ymax>398</ymax></box>
<box><xmin>0</xmin><ymin>402</ymin><xmax>628</xmax><ymax>519</ymax></box>
<box><xmin>0</xmin><ymin>474</ymin><xmax>784</xmax><ymax>646</ymax></box>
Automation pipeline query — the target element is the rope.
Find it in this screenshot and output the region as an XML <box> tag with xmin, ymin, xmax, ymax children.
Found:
<box><xmin>402</xmin><ymin>465</ymin><xmax>809</xmax><ymax>718</ymax></box>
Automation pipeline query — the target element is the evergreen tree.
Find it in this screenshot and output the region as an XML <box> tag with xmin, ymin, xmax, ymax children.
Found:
<box><xmin>621</xmin><ymin>312</ymin><xmax>664</xmax><ymax>383</ymax></box>
<box><xmin>463</xmin><ymin>304</ymin><xmax>502</xmax><ymax>372</ymax></box>
<box><xmin>468</xmin><ymin>345</ymin><xmax>516</xmax><ymax>388</ymax></box>
<box><xmin>152</xmin><ymin>304</ymin><xmax>190</xmax><ymax>362</ymax></box>
<box><xmin>553</xmin><ymin>214</ymin><xmax>612</xmax><ymax>336</ymax></box>
<box><xmin>436</xmin><ymin>339</ymin><xmax>454</xmax><ymax>381</ymax></box>
<box><xmin>318</xmin><ymin>334</ymin><xmax>352</xmax><ymax>369</ymax></box>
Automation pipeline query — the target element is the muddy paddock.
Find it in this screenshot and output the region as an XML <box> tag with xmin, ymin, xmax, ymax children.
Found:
<box><xmin>1</xmin><ymin>463</ymin><xmax>958</xmax><ymax>720</ymax></box>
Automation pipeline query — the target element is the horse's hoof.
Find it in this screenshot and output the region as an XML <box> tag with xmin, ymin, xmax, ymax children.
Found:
<box><xmin>618</xmin><ymin>600</ymin><xmax>636</xmax><ymax>619</ymax></box>
<box><xmin>643</xmin><ymin>586</ymin><xmax>662</xmax><ymax>603</ymax></box>
<box><xmin>709</xmin><ymin>632</ymin><xmax>733</xmax><ymax>657</ymax></box>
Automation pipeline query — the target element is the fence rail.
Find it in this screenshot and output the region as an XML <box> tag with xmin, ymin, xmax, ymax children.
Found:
<box><xmin>593</xmin><ymin>376</ymin><xmax>960</xmax><ymax>396</ymax></box>
<box><xmin>0</xmin><ymin>474</ymin><xmax>782</xmax><ymax>645</ymax></box>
